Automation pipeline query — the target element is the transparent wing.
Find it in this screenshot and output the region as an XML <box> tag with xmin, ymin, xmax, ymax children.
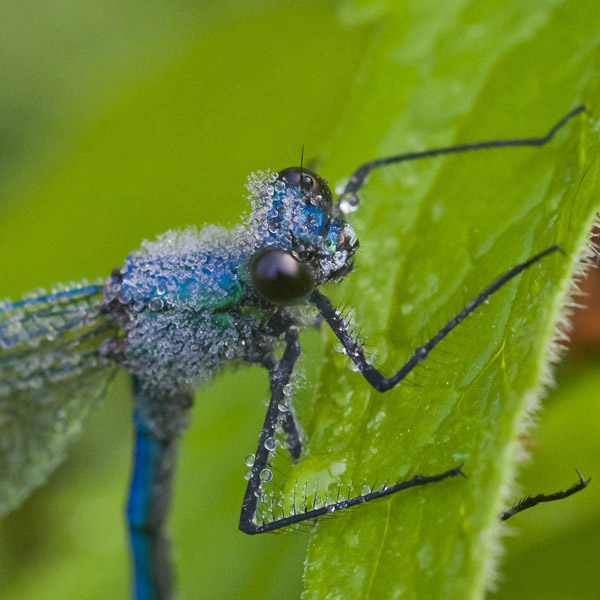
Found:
<box><xmin>0</xmin><ymin>280</ymin><xmax>120</xmax><ymax>516</ymax></box>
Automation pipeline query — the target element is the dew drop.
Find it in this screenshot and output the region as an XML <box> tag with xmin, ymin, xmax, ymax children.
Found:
<box><xmin>414</xmin><ymin>346</ymin><xmax>427</xmax><ymax>359</ymax></box>
<box><xmin>339</xmin><ymin>194</ymin><xmax>359</xmax><ymax>215</ymax></box>
<box><xmin>148</xmin><ymin>297</ymin><xmax>164</xmax><ymax>311</ymax></box>
<box><xmin>334</xmin><ymin>178</ymin><xmax>349</xmax><ymax>195</ymax></box>
<box><xmin>260</xmin><ymin>469</ymin><xmax>273</xmax><ymax>482</ymax></box>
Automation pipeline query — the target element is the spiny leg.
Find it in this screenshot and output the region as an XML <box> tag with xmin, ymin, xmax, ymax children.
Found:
<box><xmin>338</xmin><ymin>105</ymin><xmax>586</xmax><ymax>201</ymax></box>
<box><xmin>310</xmin><ymin>245</ymin><xmax>562</xmax><ymax>392</ymax></box>
<box><xmin>311</xmin><ymin>247</ymin><xmax>589</xmax><ymax>521</ymax></box>
<box><xmin>239</xmin><ymin>326</ymin><xmax>302</xmax><ymax>534</ymax></box>
<box><xmin>127</xmin><ymin>378</ymin><xmax>189</xmax><ymax>600</ymax></box>
<box><xmin>500</xmin><ymin>471</ymin><xmax>590</xmax><ymax>521</ymax></box>
<box><xmin>259</xmin><ymin>351</ymin><xmax>303</xmax><ymax>462</ymax></box>
<box><xmin>239</xmin><ymin>327</ymin><xmax>463</xmax><ymax>535</ymax></box>
<box><xmin>281</xmin><ymin>402</ymin><xmax>303</xmax><ymax>462</ymax></box>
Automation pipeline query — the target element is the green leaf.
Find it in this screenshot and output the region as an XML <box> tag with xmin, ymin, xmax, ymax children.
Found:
<box><xmin>300</xmin><ymin>2</ymin><xmax>600</xmax><ymax>599</ymax></box>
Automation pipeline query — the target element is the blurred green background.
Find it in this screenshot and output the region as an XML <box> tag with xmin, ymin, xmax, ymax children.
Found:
<box><xmin>0</xmin><ymin>1</ymin><xmax>597</xmax><ymax>599</ymax></box>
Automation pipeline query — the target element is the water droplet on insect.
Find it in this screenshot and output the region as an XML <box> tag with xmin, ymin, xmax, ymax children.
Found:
<box><xmin>414</xmin><ymin>346</ymin><xmax>427</xmax><ymax>359</ymax></box>
<box><xmin>155</xmin><ymin>279</ymin><xmax>168</xmax><ymax>295</ymax></box>
<box><xmin>260</xmin><ymin>469</ymin><xmax>273</xmax><ymax>482</ymax></box>
<box><xmin>245</xmin><ymin>454</ymin><xmax>255</xmax><ymax>467</ymax></box>
<box><xmin>283</xmin><ymin>384</ymin><xmax>293</xmax><ymax>396</ymax></box>
<box><xmin>339</xmin><ymin>194</ymin><xmax>359</xmax><ymax>215</ymax></box>
<box><xmin>334</xmin><ymin>178</ymin><xmax>349</xmax><ymax>195</ymax></box>
<box><xmin>264</xmin><ymin>438</ymin><xmax>276</xmax><ymax>452</ymax></box>
<box><xmin>148</xmin><ymin>297</ymin><xmax>164</xmax><ymax>311</ymax></box>
<box><xmin>361</xmin><ymin>485</ymin><xmax>371</xmax><ymax>495</ymax></box>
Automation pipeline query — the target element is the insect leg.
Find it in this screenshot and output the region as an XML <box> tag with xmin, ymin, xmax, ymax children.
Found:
<box><xmin>310</xmin><ymin>245</ymin><xmax>561</xmax><ymax>392</ymax></box>
<box><xmin>239</xmin><ymin>326</ymin><xmax>301</xmax><ymax>534</ymax></box>
<box><xmin>338</xmin><ymin>105</ymin><xmax>586</xmax><ymax>201</ymax></box>
<box><xmin>127</xmin><ymin>378</ymin><xmax>189</xmax><ymax>600</ymax></box>
<box><xmin>281</xmin><ymin>402</ymin><xmax>303</xmax><ymax>462</ymax></box>
<box><xmin>500</xmin><ymin>471</ymin><xmax>590</xmax><ymax>520</ymax></box>
<box><xmin>239</xmin><ymin>327</ymin><xmax>463</xmax><ymax>534</ymax></box>
<box><xmin>260</xmin><ymin>351</ymin><xmax>303</xmax><ymax>462</ymax></box>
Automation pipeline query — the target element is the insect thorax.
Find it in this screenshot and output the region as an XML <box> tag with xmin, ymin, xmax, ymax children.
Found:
<box><xmin>103</xmin><ymin>226</ymin><xmax>275</xmax><ymax>393</ymax></box>
<box><xmin>100</xmin><ymin>171</ymin><xmax>356</xmax><ymax>435</ymax></box>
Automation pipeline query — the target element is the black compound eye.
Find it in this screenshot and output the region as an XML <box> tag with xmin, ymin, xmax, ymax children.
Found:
<box><xmin>250</xmin><ymin>247</ymin><xmax>315</xmax><ymax>305</ymax></box>
<box><xmin>277</xmin><ymin>167</ymin><xmax>333</xmax><ymax>203</ymax></box>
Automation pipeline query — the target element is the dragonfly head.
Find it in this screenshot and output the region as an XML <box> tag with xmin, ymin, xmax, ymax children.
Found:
<box><xmin>247</xmin><ymin>167</ymin><xmax>358</xmax><ymax>306</ymax></box>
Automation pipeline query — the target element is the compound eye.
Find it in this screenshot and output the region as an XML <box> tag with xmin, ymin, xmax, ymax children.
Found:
<box><xmin>277</xmin><ymin>167</ymin><xmax>333</xmax><ymax>203</ymax></box>
<box><xmin>250</xmin><ymin>247</ymin><xmax>315</xmax><ymax>305</ymax></box>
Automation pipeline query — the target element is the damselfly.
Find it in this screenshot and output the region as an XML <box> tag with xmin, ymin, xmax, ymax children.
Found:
<box><xmin>0</xmin><ymin>105</ymin><xmax>589</xmax><ymax>600</ymax></box>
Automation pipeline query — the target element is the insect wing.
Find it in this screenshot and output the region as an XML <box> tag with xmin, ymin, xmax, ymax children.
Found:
<box><xmin>0</xmin><ymin>282</ymin><xmax>119</xmax><ymax>516</ymax></box>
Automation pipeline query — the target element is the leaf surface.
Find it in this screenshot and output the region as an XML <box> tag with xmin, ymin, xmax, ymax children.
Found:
<box><xmin>300</xmin><ymin>1</ymin><xmax>600</xmax><ymax>598</ymax></box>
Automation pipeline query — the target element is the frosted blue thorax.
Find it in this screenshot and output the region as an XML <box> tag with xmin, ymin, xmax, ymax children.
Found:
<box><xmin>98</xmin><ymin>170</ymin><xmax>357</xmax><ymax>435</ymax></box>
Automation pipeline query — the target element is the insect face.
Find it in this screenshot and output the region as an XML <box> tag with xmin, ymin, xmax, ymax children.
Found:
<box><xmin>248</xmin><ymin>167</ymin><xmax>358</xmax><ymax>306</ymax></box>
